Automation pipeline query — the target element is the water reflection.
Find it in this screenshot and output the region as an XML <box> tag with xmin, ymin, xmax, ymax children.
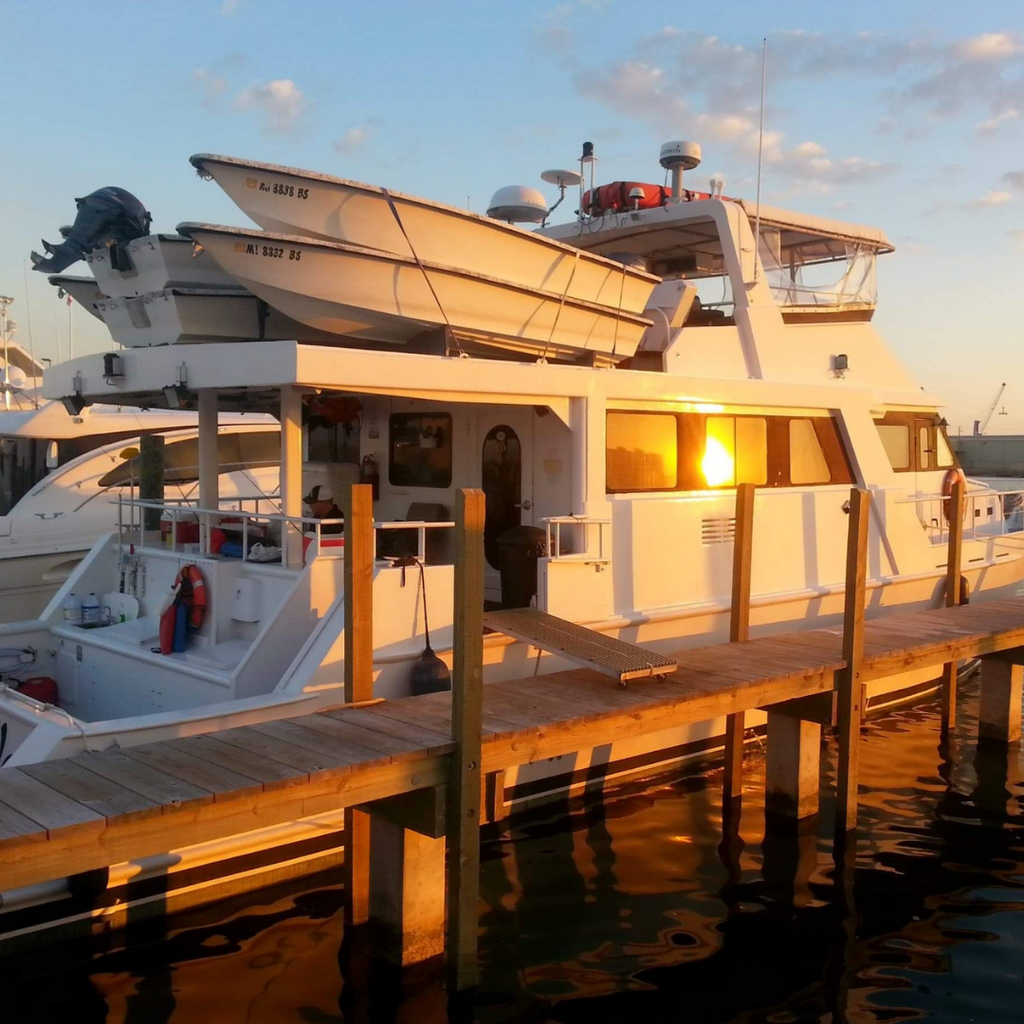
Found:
<box><xmin>0</xmin><ymin>677</ymin><xmax>1020</xmax><ymax>1023</ymax></box>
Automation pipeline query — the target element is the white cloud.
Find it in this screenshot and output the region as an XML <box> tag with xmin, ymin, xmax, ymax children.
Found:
<box><xmin>969</xmin><ymin>190</ymin><xmax>1012</xmax><ymax>209</ymax></box>
<box><xmin>191</xmin><ymin>67</ymin><xmax>228</xmax><ymax>108</ymax></box>
<box><xmin>333</xmin><ymin>121</ymin><xmax>380</xmax><ymax>154</ymax></box>
<box><xmin>234</xmin><ymin>79</ymin><xmax>309</xmax><ymax>135</ymax></box>
<box><xmin>977</xmin><ymin>108</ymin><xmax>1020</xmax><ymax>135</ymax></box>
<box><xmin>952</xmin><ymin>33</ymin><xmax>1023</xmax><ymax>62</ymax></box>
<box><xmin>1004</xmin><ymin>171</ymin><xmax>1024</xmax><ymax>191</ymax></box>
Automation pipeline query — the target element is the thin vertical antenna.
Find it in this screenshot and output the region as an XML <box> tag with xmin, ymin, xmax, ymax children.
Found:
<box><xmin>753</xmin><ymin>37</ymin><xmax>767</xmax><ymax>284</ymax></box>
<box><xmin>22</xmin><ymin>262</ymin><xmax>39</xmax><ymax>407</ymax></box>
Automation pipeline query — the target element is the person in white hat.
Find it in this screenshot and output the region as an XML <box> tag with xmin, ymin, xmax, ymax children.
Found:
<box><xmin>303</xmin><ymin>484</ymin><xmax>345</xmax><ymax>534</ymax></box>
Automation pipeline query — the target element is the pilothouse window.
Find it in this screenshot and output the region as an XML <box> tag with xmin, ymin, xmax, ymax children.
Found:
<box><xmin>606</xmin><ymin>412</ymin><xmax>678</xmax><ymax>491</ymax></box>
<box><xmin>389</xmin><ymin>413</ymin><xmax>453</xmax><ymax>489</ymax></box>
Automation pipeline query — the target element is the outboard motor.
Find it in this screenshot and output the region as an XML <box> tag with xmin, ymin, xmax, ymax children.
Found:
<box><xmin>31</xmin><ymin>187</ymin><xmax>152</xmax><ymax>274</ymax></box>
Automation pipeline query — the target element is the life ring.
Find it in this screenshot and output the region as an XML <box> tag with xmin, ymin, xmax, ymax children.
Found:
<box><xmin>173</xmin><ymin>564</ymin><xmax>207</xmax><ymax>629</ymax></box>
<box><xmin>941</xmin><ymin>468</ymin><xmax>967</xmax><ymax>525</ymax></box>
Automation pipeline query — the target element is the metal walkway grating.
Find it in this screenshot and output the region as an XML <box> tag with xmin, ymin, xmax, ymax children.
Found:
<box><xmin>483</xmin><ymin>607</ymin><xmax>678</xmax><ymax>684</ymax></box>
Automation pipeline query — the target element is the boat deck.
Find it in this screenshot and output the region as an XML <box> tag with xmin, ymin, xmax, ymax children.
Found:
<box><xmin>2</xmin><ymin>598</ymin><xmax>1024</xmax><ymax>892</ymax></box>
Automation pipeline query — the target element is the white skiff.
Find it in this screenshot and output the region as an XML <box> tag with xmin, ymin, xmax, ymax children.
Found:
<box><xmin>190</xmin><ymin>153</ymin><xmax>660</xmax><ymax>315</ymax></box>
<box><xmin>178</xmin><ymin>222</ymin><xmax>653</xmax><ymax>364</ymax></box>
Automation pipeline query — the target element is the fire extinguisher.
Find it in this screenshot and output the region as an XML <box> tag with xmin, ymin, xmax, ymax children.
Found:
<box><xmin>360</xmin><ymin>453</ymin><xmax>380</xmax><ymax>500</ymax></box>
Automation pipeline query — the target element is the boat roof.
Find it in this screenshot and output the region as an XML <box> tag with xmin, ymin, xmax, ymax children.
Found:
<box><xmin>738</xmin><ymin>200</ymin><xmax>893</xmax><ymax>257</ymax></box>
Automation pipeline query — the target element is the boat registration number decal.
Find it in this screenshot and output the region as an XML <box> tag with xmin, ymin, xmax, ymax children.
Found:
<box><xmin>256</xmin><ymin>180</ymin><xmax>309</xmax><ymax>200</ymax></box>
<box><xmin>234</xmin><ymin>242</ymin><xmax>303</xmax><ymax>261</ymax></box>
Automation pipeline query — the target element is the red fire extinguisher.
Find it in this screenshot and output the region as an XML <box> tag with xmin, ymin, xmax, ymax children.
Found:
<box><xmin>360</xmin><ymin>453</ymin><xmax>380</xmax><ymax>500</ymax></box>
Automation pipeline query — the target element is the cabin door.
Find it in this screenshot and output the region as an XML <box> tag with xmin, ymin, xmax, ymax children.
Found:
<box><xmin>478</xmin><ymin>409</ymin><xmax>534</xmax><ymax>600</ymax></box>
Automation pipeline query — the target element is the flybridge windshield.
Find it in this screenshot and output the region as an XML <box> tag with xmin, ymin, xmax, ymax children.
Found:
<box><xmin>757</xmin><ymin>227</ymin><xmax>878</xmax><ymax>310</ymax></box>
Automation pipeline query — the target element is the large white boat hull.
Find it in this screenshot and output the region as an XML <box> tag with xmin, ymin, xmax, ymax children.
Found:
<box><xmin>95</xmin><ymin>287</ymin><xmax>347</xmax><ymax>347</ymax></box>
<box><xmin>191</xmin><ymin>153</ymin><xmax>660</xmax><ymax>315</ymax></box>
<box><xmin>85</xmin><ymin>234</ymin><xmax>239</xmax><ymax>297</ymax></box>
<box><xmin>179</xmin><ymin>223</ymin><xmax>653</xmax><ymax>364</ymax></box>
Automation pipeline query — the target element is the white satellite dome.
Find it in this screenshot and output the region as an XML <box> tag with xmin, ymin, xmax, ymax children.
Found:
<box><xmin>486</xmin><ymin>185</ymin><xmax>548</xmax><ymax>224</ymax></box>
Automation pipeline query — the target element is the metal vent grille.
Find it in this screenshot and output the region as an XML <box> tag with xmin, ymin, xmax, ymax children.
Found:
<box><xmin>702</xmin><ymin>516</ymin><xmax>736</xmax><ymax>544</ymax></box>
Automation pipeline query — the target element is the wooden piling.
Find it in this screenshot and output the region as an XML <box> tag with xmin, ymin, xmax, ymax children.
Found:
<box><xmin>940</xmin><ymin>477</ymin><xmax>965</xmax><ymax>733</ymax></box>
<box><xmin>835</xmin><ymin>487</ymin><xmax>869</xmax><ymax>834</ymax></box>
<box><xmin>723</xmin><ymin>482</ymin><xmax>755</xmax><ymax>802</ymax></box>
<box><xmin>978</xmin><ymin>654</ymin><xmax>1023</xmax><ymax>744</ymax></box>
<box><xmin>446</xmin><ymin>488</ymin><xmax>485</xmax><ymax>993</ymax></box>
<box><xmin>138</xmin><ymin>434</ymin><xmax>164</xmax><ymax>532</ymax></box>
<box><xmin>344</xmin><ymin>483</ymin><xmax>375</xmax><ymax>931</ymax></box>
<box><xmin>765</xmin><ymin>713</ymin><xmax>821</xmax><ymax>819</ymax></box>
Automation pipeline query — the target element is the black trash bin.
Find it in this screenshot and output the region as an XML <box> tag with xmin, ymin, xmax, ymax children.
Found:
<box><xmin>496</xmin><ymin>526</ymin><xmax>547</xmax><ymax>608</ymax></box>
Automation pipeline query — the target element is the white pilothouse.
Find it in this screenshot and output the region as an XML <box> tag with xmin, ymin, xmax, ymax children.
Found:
<box><xmin>1</xmin><ymin>140</ymin><xmax>1021</xmax><ymax>931</ymax></box>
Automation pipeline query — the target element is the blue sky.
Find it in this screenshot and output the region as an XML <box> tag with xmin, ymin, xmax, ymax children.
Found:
<box><xmin>3</xmin><ymin>0</ymin><xmax>1024</xmax><ymax>433</ymax></box>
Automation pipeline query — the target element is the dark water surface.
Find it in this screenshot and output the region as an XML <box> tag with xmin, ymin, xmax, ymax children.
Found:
<box><xmin>5</xmin><ymin>676</ymin><xmax>1023</xmax><ymax>1023</ymax></box>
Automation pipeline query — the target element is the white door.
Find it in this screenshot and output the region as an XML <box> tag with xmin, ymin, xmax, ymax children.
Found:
<box><xmin>478</xmin><ymin>408</ymin><xmax>535</xmax><ymax>601</ymax></box>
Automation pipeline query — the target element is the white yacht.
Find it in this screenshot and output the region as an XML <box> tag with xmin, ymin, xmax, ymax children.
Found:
<box><xmin>1</xmin><ymin>141</ymin><xmax>1021</xmax><ymax>935</ymax></box>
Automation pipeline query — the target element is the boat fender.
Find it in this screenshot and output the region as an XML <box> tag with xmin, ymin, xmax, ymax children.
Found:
<box><xmin>17</xmin><ymin>676</ymin><xmax>58</xmax><ymax>705</ymax></box>
<box><xmin>173</xmin><ymin>564</ymin><xmax>207</xmax><ymax>630</ymax></box>
<box><xmin>941</xmin><ymin>468</ymin><xmax>968</xmax><ymax>525</ymax></box>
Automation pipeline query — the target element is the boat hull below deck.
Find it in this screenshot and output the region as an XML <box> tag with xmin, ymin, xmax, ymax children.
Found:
<box><xmin>94</xmin><ymin>287</ymin><xmax>349</xmax><ymax>348</ymax></box>
<box><xmin>179</xmin><ymin>224</ymin><xmax>653</xmax><ymax>364</ymax></box>
<box><xmin>190</xmin><ymin>153</ymin><xmax>660</xmax><ymax>315</ymax></box>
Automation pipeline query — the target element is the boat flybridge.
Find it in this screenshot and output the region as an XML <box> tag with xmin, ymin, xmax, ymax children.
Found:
<box><xmin>1</xmin><ymin>139</ymin><xmax>1022</xmax><ymax>928</ymax></box>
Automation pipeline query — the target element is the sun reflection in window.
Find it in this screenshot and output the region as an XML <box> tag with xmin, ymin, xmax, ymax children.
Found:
<box><xmin>702</xmin><ymin>435</ymin><xmax>735</xmax><ymax>486</ymax></box>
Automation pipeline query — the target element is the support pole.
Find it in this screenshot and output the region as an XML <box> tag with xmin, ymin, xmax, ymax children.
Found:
<box><xmin>765</xmin><ymin>712</ymin><xmax>821</xmax><ymax>819</ymax></box>
<box><xmin>138</xmin><ymin>434</ymin><xmax>164</xmax><ymax>533</ymax></box>
<box><xmin>978</xmin><ymin>655</ymin><xmax>1023</xmax><ymax>744</ymax></box>
<box><xmin>197</xmin><ymin>389</ymin><xmax>219</xmax><ymax>550</ymax></box>
<box><xmin>836</xmin><ymin>487</ymin><xmax>869</xmax><ymax>834</ymax></box>
<box><xmin>940</xmin><ymin>477</ymin><xmax>965</xmax><ymax>734</ymax></box>
<box><xmin>446</xmin><ymin>488</ymin><xmax>485</xmax><ymax>994</ymax></box>
<box><xmin>343</xmin><ymin>483</ymin><xmax>375</xmax><ymax>932</ymax></box>
<box><xmin>279</xmin><ymin>385</ymin><xmax>303</xmax><ymax>568</ymax></box>
<box><xmin>723</xmin><ymin>483</ymin><xmax>755</xmax><ymax>802</ymax></box>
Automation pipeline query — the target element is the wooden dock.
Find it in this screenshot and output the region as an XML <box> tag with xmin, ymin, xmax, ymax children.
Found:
<box><xmin>1</xmin><ymin>483</ymin><xmax>1022</xmax><ymax>994</ymax></box>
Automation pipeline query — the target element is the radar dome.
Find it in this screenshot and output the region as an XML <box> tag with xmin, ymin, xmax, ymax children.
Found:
<box><xmin>487</xmin><ymin>185</ymin><xmax>547</xmax><ymax>224</ymax></box>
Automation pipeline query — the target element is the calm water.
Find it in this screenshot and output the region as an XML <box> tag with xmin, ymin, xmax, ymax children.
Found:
<box><xmin>4</xmin><ymin>676</ymin><xmax>1023</xmax><ymax>1024</ymax></box>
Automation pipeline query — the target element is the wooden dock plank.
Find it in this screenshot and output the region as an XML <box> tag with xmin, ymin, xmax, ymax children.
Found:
<box><xmin>121</xmin><ymin>742</ymin><xmax>264</xmax><ymax>798</ymax></box>
<box><xmin>162</xmin><ymin>734</ymin><xmax>312</xmax><ymax>788</ymax></box>
<box><xmin>20</xmin><ymin>759</ymin><xmax>161</xmax><ymax>823</ymax></box>
<box><xmin>284</xmin><ymin>712</ymin><xmax>438</xmax><ymax>763</ymax></box>
<box><xmin>68</xmin><ymin>747</ymin><xmax>215</xmax><ymax>807</ymax></box>
<box><xmin>247</xmin><ymin>720</ymin><xmax>391</xmax><ymax>768</ymax></box>
<box><xmin>0</xmin><ymin>769</ymin><xmax>103</xmax><ymax>841</ymax></box>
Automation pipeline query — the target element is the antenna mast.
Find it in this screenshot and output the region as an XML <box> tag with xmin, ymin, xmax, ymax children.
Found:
<box><xmin>753</xmin><ymin>37</ymin><xmax>767</xmax><ymax>283</ymax></box>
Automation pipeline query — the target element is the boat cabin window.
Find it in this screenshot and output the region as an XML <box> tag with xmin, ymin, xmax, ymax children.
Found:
<box><xmin>389</xmin><ymin>413</ymin><xmax>453</xmax><ymax>489</ymax></box>
<box><xmin>874</xmin><ymin>413</ymin><xmax>958</xmax><ymax>473</ymax></box>
<box><xmin>607</xmin><ymin>411</ymin><xmax>852</xmax><ymax>493</ymax></box>
<box><xmin>606</xmin><ymin>412</ymin><xmax>678</xmax><ymax>491</ymax></box>
<box><xmin>97</xmin><ymin>431</ymin><xmax>280</xmax><ymax>487</ymax></box>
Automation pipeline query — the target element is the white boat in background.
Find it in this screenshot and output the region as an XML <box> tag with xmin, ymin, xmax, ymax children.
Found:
<box><xmin>85</xmin><ymin>233</ymin><xmax>238</xmax><ymax>297</ymax></box>
<box><xmin>47</xmin><ymin>275</ymin><xmax>105</xmax><ymax>320</ymax></box>
<box><xmin>190</xmin><ymin>153</ymin><xmax>660</xmax><ymax>315</ymax></box>
<box><xmin>94</xmin><ymin>285</ymin><xmax>347</xmax><ymax>348</ymax></box>
<box><xmin>178</xmin><ymin>222</ymin><xmax>654</xmax><ymax>364</ymax></box>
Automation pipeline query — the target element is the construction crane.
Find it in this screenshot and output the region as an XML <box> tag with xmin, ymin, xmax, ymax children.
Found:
<box><xmin>973</xmin><ymin>382</ymin><xmax>1008</xmax><ymax>435</ymax></box>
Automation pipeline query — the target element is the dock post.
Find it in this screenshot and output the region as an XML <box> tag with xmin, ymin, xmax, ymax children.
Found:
<box><xmin>344</xmin><ymin>483</ymin><xmax>375</xmax><ymax>932</ymax></box>
<box><xmin>940</xmin><ymin>477</ymin><xmax>965</xmax><ymax>734</ymax></box>
<box><xmin>446</xmin><ymin>488</ymin><xmax>485</xmax><ymax>994</ymax></box>
<box><xmin>723</xmin><ymin>482</ymin><xmax>755</xmax><ymax>804</ymax></box>
<box><xmin>978</xmin><ymin>654</ymin><xmax>1023</xmax><ymax>745</ymax></box>
<box><xmin>836</xmin><ymin>487</ymin><xmax>869</xmax><ymax>834</ymax></box>
<box><xmin>765</xmin><ymin>713</ymin><xmax>821</xmax><ymax>819</ymax></box>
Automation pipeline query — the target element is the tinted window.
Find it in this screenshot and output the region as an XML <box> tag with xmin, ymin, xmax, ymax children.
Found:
<box><xmin>877</xmin><ymin>424</ymin><xmax>910</xmax><ymax>470</ymax></box>
<box><xmin>389</xmin><ymin>413</ymin><xmax>453</xmax><ymax>488</ymax></box>
<box><xmin>789</xmin><ymin>419</ymin><xmax>831</xmax><ymax>484</ymax></box>
<box><xmin>703</xmin><ymin>417</ymin><xmax>767</xmax><ymax>487</ymax></box>
<box><xmin>606</xmin><ymin>412</ymin><xmax>678</xmax><ymax>491</ymax></box>
<box><xmin>936</xmin><ymin>429</ymin><xmax>955</xmax><ymax>468</ymax></box>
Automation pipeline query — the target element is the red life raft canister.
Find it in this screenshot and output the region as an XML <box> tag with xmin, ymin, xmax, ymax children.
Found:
<box><xmin>17</xmin><ymin>677</ymin><xmax>59</xmax><ymax>705</ymax></box>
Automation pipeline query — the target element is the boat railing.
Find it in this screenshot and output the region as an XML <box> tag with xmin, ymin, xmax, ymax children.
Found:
<box><xmin>893</xmin><ymin>487</ymin><xmax>1024</xmax><ymax>542</ymax></box>
<box><xmin>542</xmin><ymin>515</ymin><xmax>611</xmax><ymax>564</ymax></box>
<box><xmin>117</xmin><ymin>495</ymin><xmax>341</xmax><ymax>568</ymax></box>
<box><xmin>374</xmin><ymin>520</ymin><xmax>455</xmax><ymax>564</ymax></box>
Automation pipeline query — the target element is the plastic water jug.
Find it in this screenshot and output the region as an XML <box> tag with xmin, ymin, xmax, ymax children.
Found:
<box><xmin>81</xmin><ymin>592</ymin><xmax>100</xmax><ymax>625</ymax></box>
<box><xmin>63</xmin><ymin>592</ymin><xmax>82</xmax><ymax>625</ymax></box>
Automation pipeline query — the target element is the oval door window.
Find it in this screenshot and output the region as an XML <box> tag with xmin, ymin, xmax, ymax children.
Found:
<box><xmin>482</xmin><ymin>425</ymin><xmax>522</xmax><ymax>568</ymax></box>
